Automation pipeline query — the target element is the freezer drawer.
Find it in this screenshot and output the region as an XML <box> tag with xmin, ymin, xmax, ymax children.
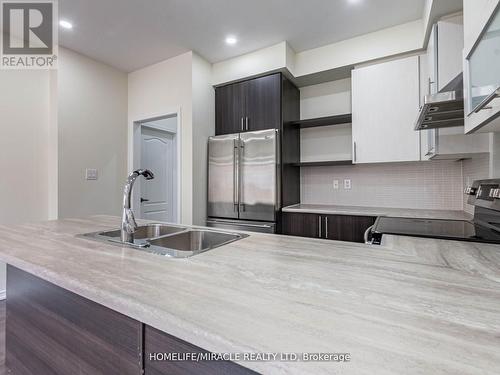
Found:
<box><xmin>206</xmin><ymin>219</ymin><xmax>276</xmax><ymax>234</ymax></box>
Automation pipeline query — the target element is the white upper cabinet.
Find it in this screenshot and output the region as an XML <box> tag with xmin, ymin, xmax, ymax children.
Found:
<box><xmin>464</xmin><ymin>0</ymin><xmax>500</xmax><ymax>133</ymax></box>
<box><xmin>464</xmin><ymin>0</ymin><xmax>500</xmax><ymax>54</ymax></box>
<box><xmin>352</xmin><ymin>56</ymin><xmax>420</xmax><ymax>164</ymax></box>
<box><xmin>437</xmin><ymin>15</ymin><xmax>464</xmax><ymax>91</ymax></box>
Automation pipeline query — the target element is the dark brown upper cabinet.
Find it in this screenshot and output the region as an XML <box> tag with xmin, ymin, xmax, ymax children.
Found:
<box><xmin>215</xmin><ymin>73</ymin><xmax>281</xmax><ymax>135</ymax></box>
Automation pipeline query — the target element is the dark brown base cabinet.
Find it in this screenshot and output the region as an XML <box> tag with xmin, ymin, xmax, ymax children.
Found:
<box><xmin>6</xmin><ymin>266</ymin><xmax>258</xmax><ymax>375</ymax></box>
<box><xmin>282</xmin><ymin>212</ymin><xmax>376</xmax><ymax>243</ymax></box>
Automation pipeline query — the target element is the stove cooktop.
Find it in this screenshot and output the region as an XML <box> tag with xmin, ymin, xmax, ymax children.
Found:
<box><xmin>372</xmin><ymin>217</ymin><xmax>500</xmax><ymax>244</ymax></box>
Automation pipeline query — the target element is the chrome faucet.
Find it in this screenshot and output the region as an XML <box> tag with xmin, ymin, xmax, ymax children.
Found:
<box><xmin>121</xmin><ymin>169</ymin><xmax>155</xmax><ymax>243</ymax></box>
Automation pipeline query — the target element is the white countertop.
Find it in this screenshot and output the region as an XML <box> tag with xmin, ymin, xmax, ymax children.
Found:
<box><xmin>283</xmin><ymin>203</ymin><xmax>473</xmax><ymax>220</ymax></box>
<box><xmin>0</xmin><ymin>216</ymin><xmax>499</xmax><ymax>374</ymax></box>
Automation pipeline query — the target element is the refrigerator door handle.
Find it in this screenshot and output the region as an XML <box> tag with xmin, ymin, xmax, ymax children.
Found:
<box><xmin>238</xmin><ymin>138</ymin><xmax>245</xmax><ymax>212</ymax></box>
<box><xmin>233</xmin><ymin>139</ymin><xmax>239</xmax><ymax>212</ymax></box>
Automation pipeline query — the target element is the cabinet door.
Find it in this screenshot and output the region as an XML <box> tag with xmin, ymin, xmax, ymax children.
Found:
<box><xmin>324</xmin><ymin>215</ymin><xmax>375</xmax><ymax>243</ymax></box>
<box><xmin>144</xmin><ymin>325</ymin><xmax>257</xmax><ymax>375</ymax></box>
<box><xmin>215</xmin><ymin>82</ymin><xmax>246</xmax><ymax>135</ymax></box>
<box><xmin>464</xmin><ymin>3</ymin><xmax>500</xmax><ymax>133</ymax></box>
<box><xmin>245</xmin><ymin>74</ymin><xmax>281</xmax><ymax>132</ymax></box>
<box><xmin>437</xmin><ymin>15</ymin><xmax>464</xmax><ymax>91</ymax></box>
<box><xmin>282</xmin><ymin>212</ymin><xmax>321</xmax><ymax>238</ymax></box>
<box><xmin>6</xmin><ymin>266</ymin><xmax>143</xmax><ymax>375</ymax></box>
<box><xmin>352</xmin><ymin>56</ymin><xmax>421</xmax><ymax>163</ymax></box>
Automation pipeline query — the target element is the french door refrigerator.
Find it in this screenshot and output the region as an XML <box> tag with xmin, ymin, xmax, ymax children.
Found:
<box><xmin>206</xmin><ymin>129</ymin><xmax>279</xmax><ymax>233</ymax></box>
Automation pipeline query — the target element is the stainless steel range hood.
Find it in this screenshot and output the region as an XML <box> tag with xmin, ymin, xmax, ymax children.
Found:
<box><xmin>414</xmin><ymin>74</ymin><xmax>464</xmax><ymax>130</ymax></box>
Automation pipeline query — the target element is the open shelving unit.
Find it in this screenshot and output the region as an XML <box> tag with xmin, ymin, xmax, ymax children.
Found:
<box><xmin>290</xmin><ymin>113</ymin><xmax>352</xmax><ymax>129</ymax></box>
<box><xmin>291</xmin><ymin>160</ymin><xmax>352</xmax><ymax>167</ymax></box>
<box><xmin>292</xmin><ymin>113</ymin><xmax>353</xmax><ymax>167</ymax></box>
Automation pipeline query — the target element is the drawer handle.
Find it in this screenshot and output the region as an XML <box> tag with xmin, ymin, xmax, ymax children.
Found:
<box><xmin>474</xmin><ymin>87</ymin><xmax>500</xmax><ymax>113</ymax></box>
<box><xmin>318</xmin><ymin>216</ymin><xmax>322</xmax><ymax>238</ymax></box>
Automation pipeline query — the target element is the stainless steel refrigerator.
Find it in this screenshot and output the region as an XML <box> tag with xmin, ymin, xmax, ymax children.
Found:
<box><xmin>206</xmin><ymin>129</ymin><xmax>279</xmax><ymax>233</ymax></box>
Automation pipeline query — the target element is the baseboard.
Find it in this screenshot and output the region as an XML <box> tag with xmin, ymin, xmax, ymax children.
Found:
<box><xmin>0</xmin><ymin>289</ymin><xmax>5</xmax><ymax>300</ymax></box>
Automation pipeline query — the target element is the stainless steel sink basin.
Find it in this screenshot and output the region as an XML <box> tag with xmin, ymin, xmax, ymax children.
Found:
<box><xmin>80</xmin><ymin>225</ymin><xmax>246</xmax><ymax>258</ymax></box>
<box><xmin>96</xmin><ymin>224</ymin><xmax>186</xmax><ymax>240</ymax></box>
<box><xmin>148</xmin><ymin>230</ymin><xmax>243</xmax><ymax>256</ymax></box>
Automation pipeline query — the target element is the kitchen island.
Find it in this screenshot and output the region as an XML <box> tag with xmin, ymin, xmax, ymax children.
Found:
<box><xmin>0</xmin><ymin>216</ymin><xmax>499</xmax><ymax>374</ymax></box>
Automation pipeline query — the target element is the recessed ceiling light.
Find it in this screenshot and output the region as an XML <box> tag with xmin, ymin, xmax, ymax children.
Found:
<box><xmin>225</xmin><ymin>36</ymin><xmax>237</xmax><ymax>45</ymax></box>
<box><xmin>59</xmin><ymin>20</ymin><xmax>73</xmax><ymax>29</ymax></box>
<box><xmin>348</xmin><ymin>0</ymin><xmax>362</xmax><ymax>4</ymax></box>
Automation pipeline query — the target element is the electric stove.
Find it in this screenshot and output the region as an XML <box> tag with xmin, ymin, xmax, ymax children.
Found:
<box><xmin>369</xmin><ymin>179</ymin><xmax>500</xmax><ymax>245</ymax></box>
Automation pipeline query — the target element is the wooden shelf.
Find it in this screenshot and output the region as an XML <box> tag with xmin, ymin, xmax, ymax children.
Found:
<box><xmin>290</xmin><ymin>160</ymin><xmax>353</xmax><ymax>167</ymax></box>
<box><xmin>290</xmin><ymin>114</ymin><xmax>352</xmax><ymax>129</ymax></box>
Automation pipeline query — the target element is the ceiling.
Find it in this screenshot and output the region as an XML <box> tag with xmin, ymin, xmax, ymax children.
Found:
<box><xmin>59</xmin><ymin>0</ymin><xmax>427</xmax><ymax>72</ymax></box>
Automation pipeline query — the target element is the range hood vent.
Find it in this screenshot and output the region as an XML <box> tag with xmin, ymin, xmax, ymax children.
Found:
<box><xmin>414</xmin><ymin>74</ymin><xmax>464</xmax><ymax>130</ymax></box>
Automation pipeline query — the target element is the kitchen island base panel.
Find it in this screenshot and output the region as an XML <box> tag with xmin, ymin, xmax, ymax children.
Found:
<box><xmin>5</xmin><ymin>266</ymin><xmax>256</xmax><ymax>375</ymax></box>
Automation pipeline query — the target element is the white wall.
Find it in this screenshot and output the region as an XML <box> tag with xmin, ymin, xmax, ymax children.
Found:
<box><xmin>128</xmin><ymin>52</ymin><xmax>194</xmax><ymax>224</ymax></box>
<box><xmin>0</xmin><ymin>67</ymin><xmax>57</xmax><ymax>297</ymax></box>
<box><xmin>212</xmin><ymin>20</ymin><xmax>424</xmax><ymax>86</ymax></box>
<box><xmin>192</xmin><ymin>53</ymin><xmax>215</xmax><ymax>225</ymax></box>
<box><xmin>212</xmin><ymin>42</ymin><xmax>288</xmax><ymax>86</ymax></box>
<box><xmin>58</xmin><ymin>48</ymin><xmax>128</xmax><ymax>218</ymax></box>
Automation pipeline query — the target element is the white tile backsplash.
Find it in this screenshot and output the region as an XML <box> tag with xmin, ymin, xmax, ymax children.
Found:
<box><xmin>301</xmin><ymin>160</ymin><xmax>465</xmax><ymax>210</ymax></box>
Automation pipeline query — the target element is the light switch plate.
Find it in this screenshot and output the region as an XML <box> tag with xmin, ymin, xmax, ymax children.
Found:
<box><xmin>85</xmin><ymin>168</ymin><xmax>98</xmax><ymax>180</ymax></box>
<box><xmin>333</xmin><ymin>179</ymin><xmax>339</xmax><ymax>190</ymax></box>
<box><xmin>344</xmin><ymin>179</ymin><xmax>351</xmax><ymax>190</ymax></box>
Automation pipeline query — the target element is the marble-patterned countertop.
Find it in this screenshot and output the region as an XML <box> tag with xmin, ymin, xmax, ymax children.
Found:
<box><xmin>0</xmin><ymin>216</ymin><xmax>499</xmax><ymax>374</ymax></box>
<box><xmin>283</xmin><ymin>203</ymin><xmax>473</xmax><ymax>220</ymax></box>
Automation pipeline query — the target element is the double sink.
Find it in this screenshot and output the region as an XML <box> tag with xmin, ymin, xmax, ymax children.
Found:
<box><xmin>82</xmin><ymin>224</ymin><xmax>246</xmax><ymax>258</ymax></box>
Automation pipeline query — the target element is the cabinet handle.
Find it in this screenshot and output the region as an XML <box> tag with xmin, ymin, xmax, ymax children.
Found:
<box><xmin>428</xmin><ymin>78</ymin><xmax>435</xmax><ymax>95</ymax></box>
<box><xmin>241</xmin><ymin>117</ymin><xmax>244</xmax><ymax>131</ymax></box>
<box><xmin>325</xmin><ymin>217</ymin><xmax>328</xmax><ymax>238</ymax></box>
<box><xmin>246</xmin><ymin>117</ymin><xmax>249</xmax><ymax>131</ymax></box>
<box><xmin>318</xmin><ymin>216</ymin><xmax>322</xmax><ymax>238</ymax></box>
<box><xmin>353</xmin><ymin>142</ymin><xmax>357</xmax><ymax>163</ymax></box>
<box><xmin>474</xmin><ymin>87</ymin><xmax>500</xmax><ymax>113</ymax></box>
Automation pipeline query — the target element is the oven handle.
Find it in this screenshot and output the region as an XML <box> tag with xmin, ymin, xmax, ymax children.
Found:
<box><xmin>364</xmin><ymin>225</ymin><xmax>374</xmax><ymax>244</ymax></box>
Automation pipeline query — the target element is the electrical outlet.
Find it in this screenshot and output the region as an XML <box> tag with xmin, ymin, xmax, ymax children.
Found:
<box><xmin>344</xmin><ymin>179</ymin><xmax>351</xmax><ymax>190</ymax></box>
<box><xmin>85</xmin><ymin>168</ymin><xmax>98</xmax><ymax>180</ymax></box>
<box><xmin>333</xmin><ymin>179</ymin><xmax>339</xmax><ymax>190</ymax></box>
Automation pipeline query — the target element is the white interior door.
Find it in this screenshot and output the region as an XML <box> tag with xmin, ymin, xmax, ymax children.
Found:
<box><xmin>140</xmin><ymin>127</ymin><xmax>175</xmax><ymax>222</ymax></box>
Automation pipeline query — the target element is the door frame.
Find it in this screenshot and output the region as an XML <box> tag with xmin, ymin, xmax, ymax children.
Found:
<box><xmin>129</xmin><ymin>109</ymin><xmax>182</xmax><ymax>223</ymax></box>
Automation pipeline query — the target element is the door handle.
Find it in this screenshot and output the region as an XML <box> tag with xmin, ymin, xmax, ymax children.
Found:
<box><xmin>241</xmin><ymin>117</ymin><xmax>244</xmax><ymax>131</ymax></box>
<box><xmin>140</xmin><ymin>198</ymin><xmax>149</xmax><ymax>203</ymax></box>
<box><xmin>245</xmin><ymin>117</ymin><xmax>249</xmax><ymax>131</ymax></box>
